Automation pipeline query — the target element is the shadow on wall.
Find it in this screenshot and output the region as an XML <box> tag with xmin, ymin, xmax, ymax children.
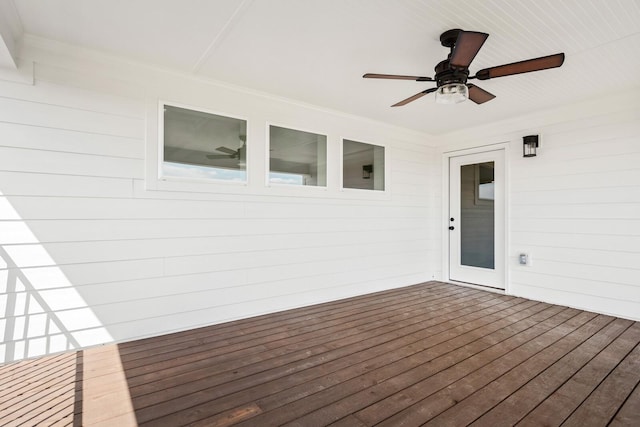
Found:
<box><xmin>0</xmin><ymin>194</ymin><xmax>112</xmax><ymax>364</ymax></box>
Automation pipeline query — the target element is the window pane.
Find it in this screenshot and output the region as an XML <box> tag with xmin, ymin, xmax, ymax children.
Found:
<box><xmin>269</xmin><ymin>125</ymin><xmax>327</xmax><ymax>186</ymax></box>
<box><xmin>163</xmin><ymin>105</ymin><xmax>247</xmax><ymax>181</ymax></box>
<box><xmin>343</xmin><ymin>139</ymin><xmax>385</xmax><ymax>191</ymax></box>
<box><xmin>460</xmin><ymin>162</ymin><xmax>495</xmax><ymax>269</ymax></box>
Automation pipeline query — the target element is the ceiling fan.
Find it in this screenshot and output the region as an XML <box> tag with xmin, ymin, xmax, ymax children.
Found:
<box><xmin>206</xmin><ymin>136</ymin><xmax>246</xmax><ymax>164</ymax></box>
<box><xmin>364</xmin><ymin>29</ymin><xmax>564</xmax><ymax>106</ymax></box>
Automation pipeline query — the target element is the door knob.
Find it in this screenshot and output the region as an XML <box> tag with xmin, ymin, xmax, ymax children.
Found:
<box><xmin>449</xmin><ymin>226</ymin><xmax>455</xmax><ymax>230</ymax></box>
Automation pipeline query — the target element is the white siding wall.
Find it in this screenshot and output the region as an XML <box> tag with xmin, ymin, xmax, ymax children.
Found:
<box><xmin>0</xmin><ymin>38</ymin><xmax>437</xmax><ymax>363</ymax></box>
<box><xmin>4</xmin><ymin>36</ymin><xmax>636</xmax><ymax>365</ymax></box>
<box><xmin>439</xmin><ymin>91</ymin><xmax>640</xmax><ymax>321</ymax></box>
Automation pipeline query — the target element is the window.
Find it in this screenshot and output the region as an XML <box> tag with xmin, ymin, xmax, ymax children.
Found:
<box><xmin>269</xmin><ymin>125</ymin><xmax>327</xmax><ymax>187</ymax></box>
<box><xmin>343</xmin><ymin>139</ymin><xmax>385</xmax><ymax>191</ymax></box>
<box><xmin>163</xmin><ymin>105</ymin><xmax>247</xmax><ymax>182</ymax></box>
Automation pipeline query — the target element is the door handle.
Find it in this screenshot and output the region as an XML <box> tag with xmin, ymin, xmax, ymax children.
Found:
<box><xmin>449</xmin><ymin>226</ymin><xmax>455</xmax><ymax>230</ymax></box>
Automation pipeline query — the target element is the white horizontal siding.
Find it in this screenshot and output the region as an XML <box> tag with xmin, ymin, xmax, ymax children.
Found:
<box><xmin>512</xmin><ymin>231</ymin><xmax>640</xmax><ymax>252</ymax></box>
<box><xmin>512</xmin><ymin>259</ymin><xmax>639</xmax><ymax>289</ymax></box>
<box><xmin>16</xmin><ymin>259</ymin><xmax>166</xmax><ymax>289</ymax></box>
<box><xmin>0</xmin><ymin>217</ymin><xmax>429</xmax><ymax>244</ymax></box>
<box><xmin>163</xmin><ymin>240</ymin><xmax>429</xmax><ymax>277</ymax></box>
<box><xmin>510</xmin><ymin>245</ymin><xmax>639</xmax><ymax>271</ymax></box>
<box><xmin>0</xmin><ymin>122</ymin><xmax>144</xmax><ymax>158</ymax></box>
<box><xmin>99</xmin><ymin>258</ymin><xmax>426</xmax><ymax>325</ymax></box>
<box><xmin>0</xmin><ymin>146</ymin><xmax>143</xmax><ymax>178</ymax></box>
<box><xmin>511</xmin><ymin>186</ymin><xmax>640</xmax><ymax>205</ymax></box>
<box><xmin>2</xmin><ymin>228</ymin><xmax>429</xmax><ymax>267</ymax></box>
<box><xmin>511</xmin><ymin>203</ymin><xmax>640</xmax><ymax>219</ymax></box>
<box><xmin>0</xmin><ymin>74</ymin><xmax>146</xmax><ymax>118</ymax></box>
<box><xmin>442</xmin><ymin>90</ymin><xmax>640</xmax><ymax>321</ymax></box>
<box><xmin>511</xmin><ymin>169</ymin><xmax>640</xmax><ymax>192</ymax></box>
<box><xmin>0</xmin><ymin>196</ymin><xmax>247</xmax><ymax>220</ymax></box>
<box><xmin>508</xmin><ymin>99</ymin><xmax>640</xmax><ymax>320</ymax></box>
<box><xmin>36</xmin><ymin>252</ymin><xmax>428</xmax><ymax>315</ymax></box>
<box><xmin>0</xmin><ymin>41</ymin><xmax>436</xmax><ymax>363</ymax></box>
<box><xmin>0</xmin><ymin>171</ymin><xmax>133</xmax><ymax>198</ymax></box>
<box><xmin>506</xmin><ymin>282</ymin><xmax>640</xmax><ymax>320</ymax></box>
<box><xmin>0</xmin><ymin>96</ymin><xmax>143</xmax><ymax>139</ymax></box>
<box><xmin>102</xmin><ymin>271</ymin><xmax>427</xmax><ymax>343</ymax></box>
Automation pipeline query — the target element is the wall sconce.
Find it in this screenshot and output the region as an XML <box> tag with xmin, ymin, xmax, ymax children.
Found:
<box><xmin>362</xmin><ymin>164</ymin><xmax>373</xmax><ymax>179</ymax></box>
<box><xmin>523</xmin><ymin>135</ymin><xmax>539</xmax><ymax>157</ymax></box>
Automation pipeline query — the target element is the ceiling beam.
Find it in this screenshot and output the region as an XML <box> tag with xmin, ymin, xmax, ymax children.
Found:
<box><xmin>0</xmin><ymin>0</ymin><xmax>23</xmax><ymax>69</ymax></box>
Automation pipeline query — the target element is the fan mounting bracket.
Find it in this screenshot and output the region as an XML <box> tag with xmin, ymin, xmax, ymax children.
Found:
<box><xmin>440</xmin><ymin>29</ymin><xmax>462</xmax><ymax>48</ymax></box>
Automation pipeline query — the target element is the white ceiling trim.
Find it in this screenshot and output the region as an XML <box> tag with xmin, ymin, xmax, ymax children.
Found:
<box><xmin>191</xmin><ymin>0</ymin><xmax>254</xmax><ymax>74</ymax></box>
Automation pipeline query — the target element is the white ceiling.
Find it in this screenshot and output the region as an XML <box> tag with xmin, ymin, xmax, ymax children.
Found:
<box><xmin>11</xmin><ymin>0</ymin><xmax>640</xmax><ymax>134</ymax></box>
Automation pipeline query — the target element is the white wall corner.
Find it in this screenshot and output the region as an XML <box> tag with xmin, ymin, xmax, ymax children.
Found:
<box><xmin>0</xmin><ymin>0</ymin><xmax>23</xmax><ymax>69</ymax></box>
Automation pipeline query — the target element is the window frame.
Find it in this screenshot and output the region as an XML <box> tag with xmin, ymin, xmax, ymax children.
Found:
<box><xmin>158</xmin><ymin>100</ymin><xmax>251</xmax><ymax>186</ymax></box>
<box><xmin>266</xmin><ymin>122</ymin><xmax>329</xmax><ymax>190</ymax></box>
<box><xmin>340</xmin><ymin>137</ymin><xmax>388</xmax><ymax>193</ymax></box>
<box><xmin>145</xmin><ymin>101</ymin><xmax>390</xmax><ymax>200</ymax></box>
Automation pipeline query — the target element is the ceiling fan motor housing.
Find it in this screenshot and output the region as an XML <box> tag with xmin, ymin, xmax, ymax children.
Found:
<box><xmin>435</xmin><ymin>59</ymin><xmax>469</xmax><ymax>87</ymax></box>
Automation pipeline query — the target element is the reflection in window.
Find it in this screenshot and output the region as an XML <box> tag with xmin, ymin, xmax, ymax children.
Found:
<box><xmin>163</xmin><ymin>162</ymin><xmax>246</xmax><ymax>182</ymax></box>
<box><xmin>343</xmin><ymin>139</ymin><xmax>385</xmax><ymax>191</ymax></box>
<box><xmin>269</xmin><ymin>172</ymin><xmax>307</xmax><ymax>186</ymax></box>
<box><xmin>163</xmin><ymin>105</ymin><xmax>247</xmax><ymax>182</ymax></box>
<box><xmin>478</xmin><ymin>182</ymin><xmax>495</xmax><ymax>200</ymax></box>
<box><xmin>269</xmin><ymin>125</ymin><xmax>327</xmax><ymax>186</ymax></box>
<box><xmin>476</xmin><ymin>162</ymin><xmax>495</xmax><ymax>202</ymax></box>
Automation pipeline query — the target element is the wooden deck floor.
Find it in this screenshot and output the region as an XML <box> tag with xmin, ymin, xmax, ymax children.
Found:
<box><xmin>1</xmin><ymin>281</ymin><xmax>639</xmax><ymax>426</ymax></box>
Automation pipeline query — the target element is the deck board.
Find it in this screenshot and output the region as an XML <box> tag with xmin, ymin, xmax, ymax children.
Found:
<box><xmin>469</xmin><ymin>318</ymin><xmax>637</xmax><ymax>426</ymax></box>
<box><xmin>247</xmin><ymin>301</ymin><xmax>558</xmax><ymax>427</ymax></box>
<box><xmin>609</xmin><ymin>381</ymin><xmax>640</xmax><ymax>427</ymax></box>
<box><xmin>135</xmin><ymin>290</ymin><xmax>509</xmax><ymax>425</ymax></box>
<box><xmin>421</xmin><ymin>315</ymin><xmax>626</xmax><ymax>427</ymax></box>
<box><xmin>516</xmin><ymin>320</ymin><xmax>639</xmax><ymax>426</ymax></box>
<box><xmin>348</xmin><ymin>306</ymin><xmax>580</xmax><ymax>427</ymax></box>
<box><xmin>0</xmin><ymin>281</ymin><xmax>638</xmax><ymax>426</ymax></box>
<box><xmin>562</xmin><ymin>329</ymin><xmax>640</xmax><ymax>427</ymax></box>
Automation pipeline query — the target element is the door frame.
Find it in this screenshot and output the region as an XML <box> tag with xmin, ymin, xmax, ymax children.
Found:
<box><xmin>442</xmin><ymin>143</ymin><xmax>510</xmax><ymax>293</ymax></box>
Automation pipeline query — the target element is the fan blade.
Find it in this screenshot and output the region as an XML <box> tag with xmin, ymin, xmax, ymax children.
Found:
<box><xmin>475</xmin><ymin>53</ymin><xmax>565</xmax><ymax>80</ymax></box>
<box><xmin>450</xmin><ymin>31</ymin><xmax>489</xmax><ymax>68</ymax></box>
<box><xmin>467</xmin><ymin>84</ymin><xmax>496</xmax><ymax>104</ymax></box>
<box><xmin>363</xmin><ymin>73</ymin><xmax>434</xmax><ymax>82</ymax></box>
<box><xmin>206</xmin><ymin>154</ymin><xmax>234</xmax><ymax>159</ymax></box>
<box><xmin>391</xmin><ymin>88</ymin><xmax>438</xmax><ymax>107</ymax></box>
<box><xmin>215</xmin><ymin>146</ymin><xmax>237</xmax><ymax>155</ymax></box>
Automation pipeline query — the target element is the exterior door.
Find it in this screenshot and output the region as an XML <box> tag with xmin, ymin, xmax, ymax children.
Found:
<box><xmin>449</xmin><ymin>150</ymin><xmax>505</xmax><ymax>289</ymax></box>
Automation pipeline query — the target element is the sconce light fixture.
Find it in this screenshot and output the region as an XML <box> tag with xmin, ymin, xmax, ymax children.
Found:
<box><xmin>523</xmin><ymin>135</ymin><xmax>539</xmax><ymax>157</ymax></box>
<box><xmin>362</xmin><ymin>164</ymin><xmax>373</xmax><ymax>179</ymax></box>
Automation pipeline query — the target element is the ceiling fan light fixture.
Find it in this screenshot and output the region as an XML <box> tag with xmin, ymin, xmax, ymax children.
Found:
<box><xmin>435</xmin><ymin>83</ymin><xmax>468</xmax><ymax>104</ymax></box>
